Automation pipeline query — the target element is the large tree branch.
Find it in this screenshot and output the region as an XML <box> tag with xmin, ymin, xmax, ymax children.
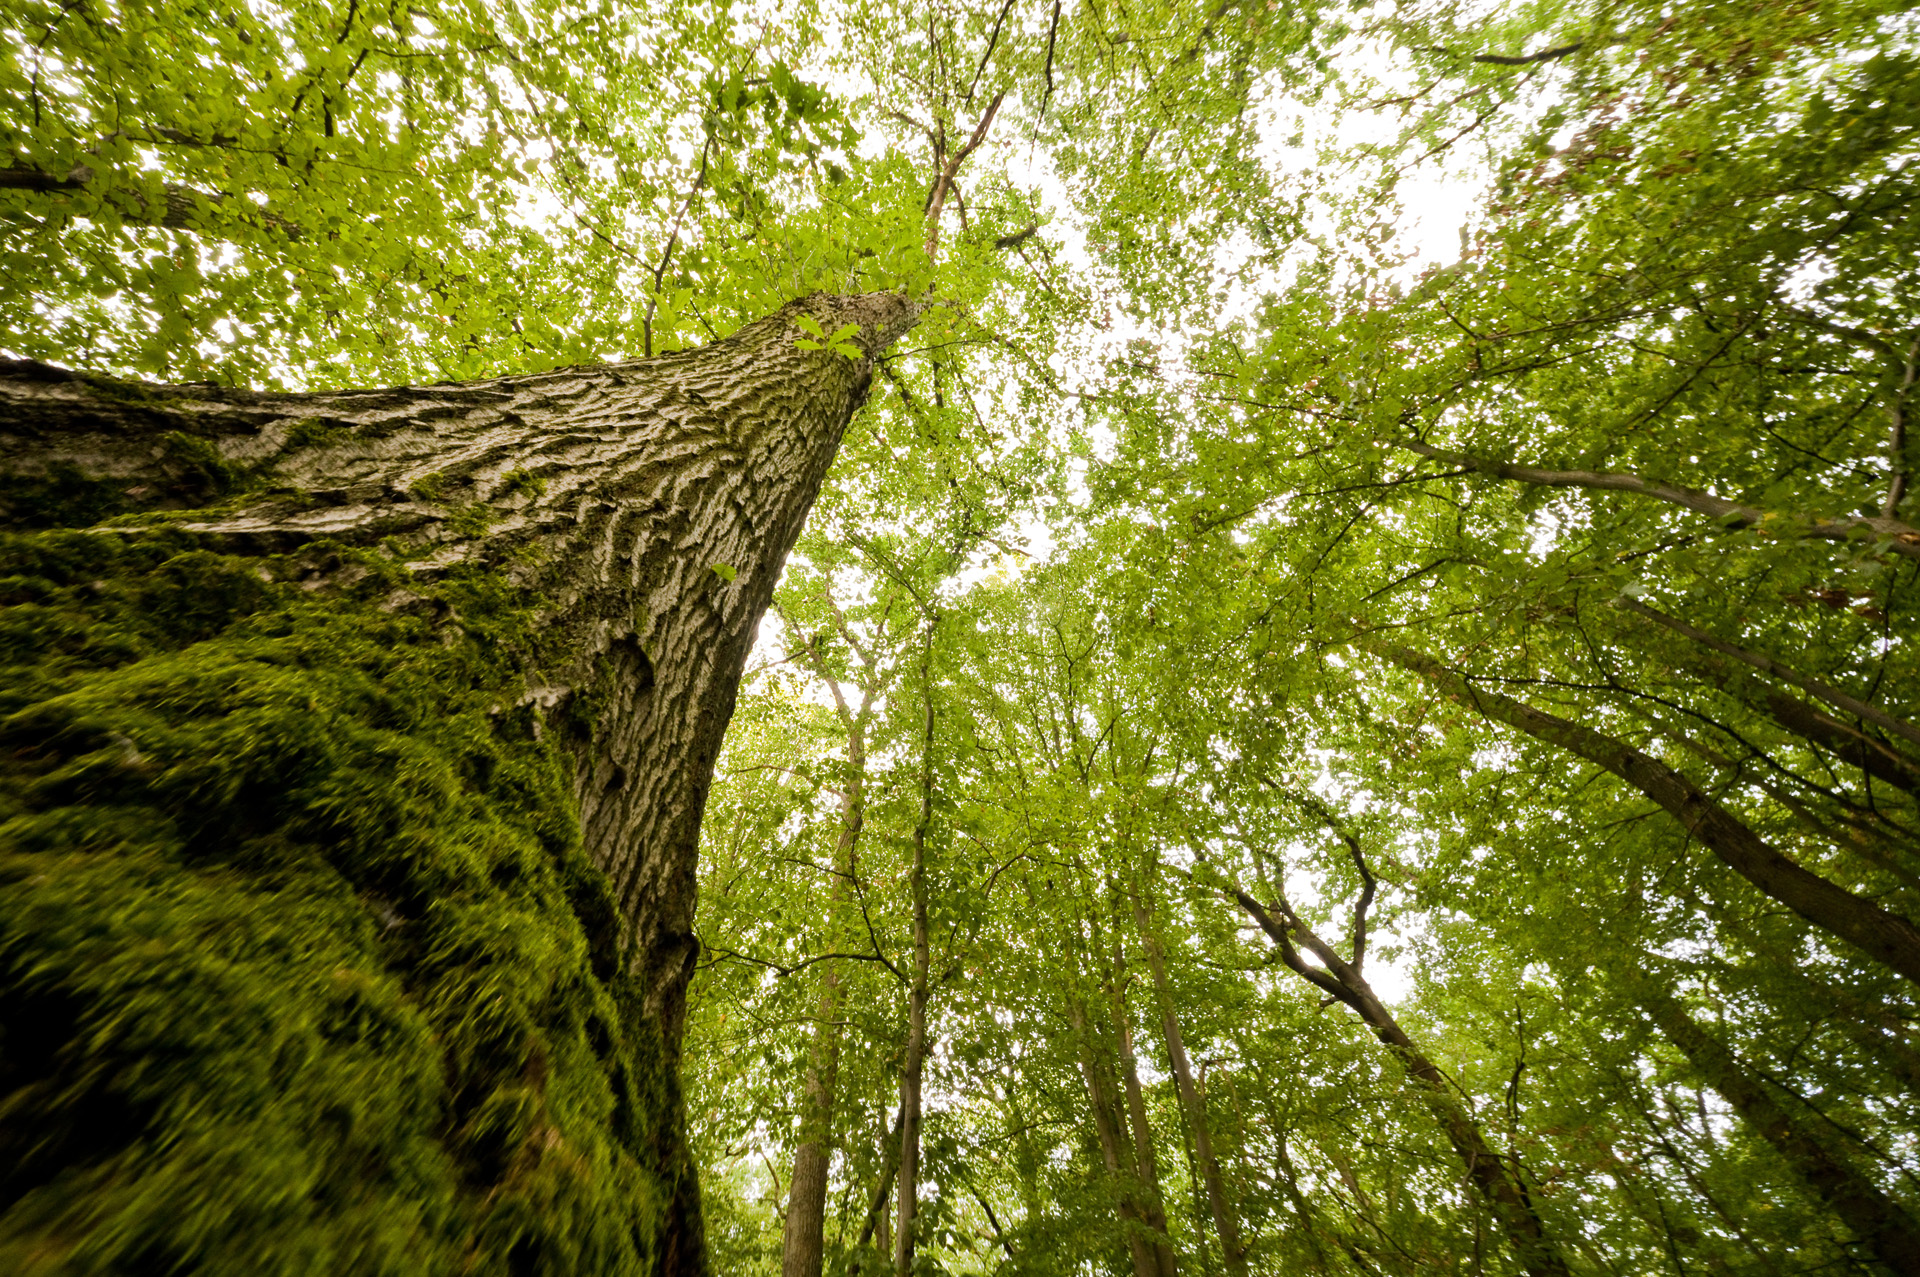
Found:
<box><xmin>1393</xmin><ymin>438</ymin><xmax>1920</xmax><ymax>561</ymax></box>
<box><xmin>1614</xmin><ymin>597</ymin><xmax>1920</xmax><ymax>753</ymax></box>
<box><xmin>1</xmin><ymin>165</ymin><xmax>301</xmax><ymax>239</ymax></box>
<box><xmin>923</xmin><ymin>90</ymin><xmax>1004</xmax><ymax>260</ymax></box>
<box><xmin>1370</xmin><ymin>639</ymin><xmax>1920</xmax><ymax>987</ymax></box>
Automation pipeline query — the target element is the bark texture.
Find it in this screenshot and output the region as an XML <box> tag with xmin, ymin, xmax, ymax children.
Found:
<box><xmin>5</xmin><ymin>291</ymin><xmax>920</xmax><ymax>1034</ymax></box>
<box><xmin>0</xmin><ymin>292</ymin><xmax>921</xmax><ymax>1277</ymax></box>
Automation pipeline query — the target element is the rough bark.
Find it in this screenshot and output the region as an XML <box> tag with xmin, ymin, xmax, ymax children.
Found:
<box><xmin>1136</xmin><ymin>903</ymin><xmax>1248</xmax><ymax>1277</ymax></box>
<box><xmin>6</xmin><ymin>291</ymin><xmax>921</xmax><ymax>1029</ymax></box>
<box><xmin>1372</xmin><ymin>641</ymin><xmax>1920</xmax><ymax>987</ymax></box>
<box><xmin>0</xmin><ymin>292</ymin><xmax>922</xmax><ymax>1276</ymax></box>
<box><xmin>1228</xmin><ymin>888</ymin><xmax>1569</xmax><ymax>1277</ymax></box>
<box><xmin>1639</xmin><ymin>986</ymin><xmax>1920</xmax><ymax>1275</ymax></box>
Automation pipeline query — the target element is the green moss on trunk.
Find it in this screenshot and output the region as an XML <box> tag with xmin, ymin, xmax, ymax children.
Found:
<box><xmin>0</xmin><ymin>527</ymin><xmax>678</xmax><ymax>1275</ymax></box>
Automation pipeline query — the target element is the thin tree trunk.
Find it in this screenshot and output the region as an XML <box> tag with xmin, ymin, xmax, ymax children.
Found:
<box><xmin>1229</xmin><ymin>890</ymin><xmax>1570</xmax><ymax>1277</ymax></box>
<box><xmin>783</xmin><ymin>705</ymin><xmax>869</xmax><ymax>1277</ymax></box>
<box><xmin>852</xmin><ymin>1106</ymin><xmax>906</xmax><ymax>1276</ymax></box>
<box><xmin>783</xmin><ymin>912</ymin><xmax>848</xmax><ymax>1277</ymax></box>
<box><xmin>1110</xmin><ymin>970</ymin><xmax>1180</xmax><ymax>1277</ymax></box>
<box><xmin>783</xmin><ymin>1032</ymin><xmax>839</xmax><ymax>1277</ymax></box>
<box><xmin>1068</xmin><ymin>997</ymin><xmax>1164</xmax><ymax>1277</ymax></box>
<box><xmin>0</xmin><ymin>293</ymin><xmax>923</xmax><ymax>1277</ymax></box>
<box><xmin>1639</xmin><ymin>985</ymin><xmax>1920</xmax><ymax>1275</ymax></box>
<box><xmin>895</xmin><ymin>623</ymin><xmax>937</xmax><ymax>1277</ymax></box>
<box><xmin>1372</xmin><ymin>640</ymin><xmax>1920</xmax><ymax>987</ymax></box>
<box><xmin>1136</xmin><ymin>902</ymin><xmax>1248</xmax><ymax>1277</ymax></box>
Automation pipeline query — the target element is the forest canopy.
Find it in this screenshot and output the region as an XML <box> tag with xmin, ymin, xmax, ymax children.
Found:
<box><xmin>4</xmin><ymin>0</ymin><xmax>1919</xmax><ymax>1275</ymax></box>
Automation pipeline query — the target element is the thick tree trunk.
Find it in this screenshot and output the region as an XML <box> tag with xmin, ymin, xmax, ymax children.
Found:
<box><xmin>1373</xmin><ymin>641</ymin><xmax>1920</xmax><ymax>987</ymax></box>
<box><xmin>1136</xmin><ymin>903</ymin><xmax>1248</xmax><ymax>1277</ymax></box>
<box><xmin>1639</xmin><ymin>985</ymin><xmax>1920</xmax><ymax>1275</ymax></box>
<box><xmin>0</xmin><ymin>293</ymin><xmax>921</xmax><ymax>1277</ymax></box>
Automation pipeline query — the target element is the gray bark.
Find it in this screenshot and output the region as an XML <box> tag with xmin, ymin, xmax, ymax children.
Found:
<box><xmin>0</xmin><ymin>291</ymin><xmax>923</xmax><ymax>1274</ymax></box>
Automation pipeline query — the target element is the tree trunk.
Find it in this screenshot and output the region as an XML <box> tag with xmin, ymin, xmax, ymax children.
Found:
<box><xmin>782</xmin><ymin>931</ymin><xmax>846</xmax><ymax>1277</ymax></box>
<box><xmin>1230</xmin><ymin>890</ymin><xmax>1569</xmax><ymax>1277</ymax></box>
<box><xmin>1136</xmin><ymin>902</ymin><xmax>1248</xmax><ymax>1277</ymax></box>
<box><xmin>852</xmin><ymin>1106</ymin><xmax>905</xmax><ymax>1277</ymax></box>
<box><xmin>0</xmin><ymin>293</ymin><xmax>921</xmax><ymax>1277</ymax></box>
<box><xmin>1109</xmin><ymin>969</ymin><xmax>1180</xmax><ymax>1277</ymax></box>
<box><xmin>782</xmin><ymin>716</ymin><xmax>867</xmax><ymax>1277</ymax></box>
<box><xmin>1639</xmin><ymin>985</ymin><xmax>1920</xmax><ymax>1275</ymax></box>
<box><xmin>895</xmin><ymin>628</ymin><xmax>937</xmax><ymax>1277</ymax></box>
<box><xmin>1067</xmin><ymin>997</ymin><xmax>1165</xmax><ymax>1277</ymax></box>
<box><xmin>1372</xmin><ymin>641</ymin><xmax>1920</xmax><ymax>987</ymax></box>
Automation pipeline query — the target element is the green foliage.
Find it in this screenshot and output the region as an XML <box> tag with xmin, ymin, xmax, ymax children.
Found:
<box><xmin>0</xmin><ymin>529</ymin><xmax>672</xmax><ymax>1275</ymax></box>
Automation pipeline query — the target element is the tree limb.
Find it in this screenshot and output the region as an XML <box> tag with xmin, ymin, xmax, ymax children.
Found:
<box><xmin>1393</xmin><ymin>437</ymin><xmax>1920</xmax><ymax>562</ymax></box>
<box><xmin>2</xmin><ymin>165</ymin><xmax>301</xmax><ymax>239</ymax></box>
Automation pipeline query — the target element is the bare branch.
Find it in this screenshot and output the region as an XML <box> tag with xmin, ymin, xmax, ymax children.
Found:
<box><xmin>967</xmin><ymin>0</ymin><xmax>1016</xmax><ymax>102</ymax></box>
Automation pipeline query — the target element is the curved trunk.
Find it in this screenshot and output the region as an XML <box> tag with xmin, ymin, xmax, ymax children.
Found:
<box><xmin>0</xmin><ymin>293</ymin><xmax>920</xmax><ymax>1277</ymax></box>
